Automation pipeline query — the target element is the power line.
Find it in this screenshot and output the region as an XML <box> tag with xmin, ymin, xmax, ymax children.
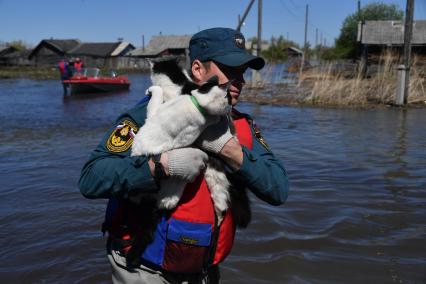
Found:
<box><xmin>278</xmin><ymin>0</ymin><xmax>300</xmax><ymax>20</ymax></box>
<box><xmin>288</xmin><ymin>0</ymin><xmax>302</xmax><ymax>11</ymax></box>
<box><xmin>276</xmin><ymin>0</ymin><xmax>336</xmax><ymax>46</ymax></box>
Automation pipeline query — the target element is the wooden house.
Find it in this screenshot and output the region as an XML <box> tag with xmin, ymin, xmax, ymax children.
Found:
<box><xmin>68</xmin><ymin>41</ymin><xmax>135</xmax><ymax>69</ymax></box>
<box><xmin>28</xmin><ymin>39</ymin><xmax>135</xmax><ymax>69</ymax></box>
<box><xmin>357</xmin><ymin>20</ymin><xmax>426</xmax><ymax>63</ymax></box>
<box><xmin>28</xmin><ymin>39</ymin><xmax>80</xmax><ymax>66</ymax></box>
<box><xmin>0</xmin><ymin>46</ymin><xmax>18</xmax><ymax>65</ymax></box>
<box><xmin>285</xmin><ymin>46</ymin><xmax>303</xmax><ymax>59</ymax></box>
<box><xmin>129</xmin><ymin>35</ymin><xmax>192</xmax><ymax>58</ymax></box>
<box><xmin>128</xmin><ymin>35</ymin><xmax>192</xmax><ymax>68</ymax></box>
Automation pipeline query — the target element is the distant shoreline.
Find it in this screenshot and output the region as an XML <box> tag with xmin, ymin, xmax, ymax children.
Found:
<box><xmin>0</xmin><ymin>66</ymin><xmax>147</xmax><ymax>80</ymax></box>
<box><xmin>1</xmin><ymin>66</ymin><xmax>425</xmax><ymax>109</ymax></box>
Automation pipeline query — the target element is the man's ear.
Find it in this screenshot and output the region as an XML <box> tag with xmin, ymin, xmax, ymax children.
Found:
<box><xmin>191</xmin><ymin>60</ymin><xmax>204</xmax><ymax>83</ymax></box>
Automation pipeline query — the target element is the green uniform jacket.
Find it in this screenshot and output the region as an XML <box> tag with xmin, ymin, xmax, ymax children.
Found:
<box><xmin>79</xmin><ymin>100</ymin><xmax>289</xmax><ymax>206</ymax></box>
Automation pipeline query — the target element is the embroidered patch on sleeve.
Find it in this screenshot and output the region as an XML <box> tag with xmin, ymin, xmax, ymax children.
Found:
<box><xmin>106</xmin><ymin>119</ymin><xmax>139</xmax><ymax>152</ymax></box>
<box><xmin>253</xmin><ymin>120</ymin><xmax>270</xmax><ymax>151</ymax></box>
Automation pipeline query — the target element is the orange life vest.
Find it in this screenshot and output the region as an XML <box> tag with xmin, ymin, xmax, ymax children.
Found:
<box><xmin>74</xmin><ymin>61</ymin><xmax>83</xmax><ymax>72</ymax></box>
<box><xmin>58</xmin><ymin>60</ymin><xmax>67</xmax><ymax>75</ymax></box>
<box><xmin>106</xmin><ymin>114</ymin><xmax>253</xmax><ymax>273</ymax></box>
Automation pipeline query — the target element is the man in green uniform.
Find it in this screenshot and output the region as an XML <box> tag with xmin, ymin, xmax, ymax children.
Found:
<box><xmin>79</xmin><ymin>27</ymin><xmax>289</xmax><ymax>284</ymax></box>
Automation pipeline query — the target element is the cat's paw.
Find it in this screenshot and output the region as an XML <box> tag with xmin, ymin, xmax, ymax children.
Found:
<box><xmin>157</xmin><ymin>195</ymin><xmax>180</xmax><ymax>209</ymax></box>
<box><xmin>145</xmin><ymin>85</ymin><xmax>163</xmax><ymax>97</ymax></box>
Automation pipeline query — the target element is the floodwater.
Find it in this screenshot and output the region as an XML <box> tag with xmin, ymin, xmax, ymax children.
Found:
<box><xmin>0</xmin><ymin>74</ymin><xmax>425</xmax><ymax>283</ymax></box>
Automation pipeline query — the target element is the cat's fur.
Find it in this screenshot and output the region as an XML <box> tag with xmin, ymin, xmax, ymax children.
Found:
<box><xmin>130</xmin><ymin>58</ymin><xmax>237</xmax><ymax>222</ymax></box>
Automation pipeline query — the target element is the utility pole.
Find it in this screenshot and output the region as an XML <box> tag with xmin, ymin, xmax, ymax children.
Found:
<box><xmin>251</xmin><ymin>0</ymin><xmax>263</xmax><ymax>87</ymax></box>
<box><xmin>315</xmin><ymin>28</ymin><xmax>318</xmax><ymax>60</ymax></box>
<box><xmin>315</xmin><ymin>28</ymin><xmax>318</xmax><ymax>47</ymax></box>
<box><xmin>358</xmin><ymin>0</ymin><xmax>361</xmax><ymax>17</ymax></box>
<box><xmin>257</xmin><ymin>0</ymin><xmax>262</xmax><ymax>57</ymax></box>
<box><xmin>304</xmin><ymin>4</ymin><xmax>309</xmax><ymax>58</ymax></box>
<box><xmin>300</xmin><ymin>4</ymin><xmax>308</xmax><ymax>73</ymax></box>
<box><xmin>237</xmin><ymin>0</ymin><xmax>256</xmax><ymax>31</ymax></box>
<box><xmin>142</xmin><ymin>35</ymin><xmax>145</xmax><ymax>51</ymax></box>
<box><xmin>396</xmin><ymin>0</ymin><xmax>415</xmax><ymax>105</ymax></box>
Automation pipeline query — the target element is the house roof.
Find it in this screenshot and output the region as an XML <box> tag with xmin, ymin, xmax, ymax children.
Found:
<box><xmin>285</xmin><ymin>46</ymin><xmax>303</xmax><ymax>55</ymax></box>
<box><xmin>28</xmin><ymin>39</ymin><xmax>80</xmax><ymax>59</ymax></box>
<box><xmin>128</xmin><ymin>35</ymin><xmax>192</xmax><ymax>56</ymax></box>
<box><xmin>69</xmin><ymin>42</ymin><xmax>135</xmax><ymax>57</ymax></box>
<box><xmin>3</xmin><ymin>49</ymin><xmax>32</xmax><ymax>58</ymax></box>
<box><xmin>359</xmin><ymin>20</ymin><xmax>426</xmax><ymax>45</ymax></box>
<box><xmin>0</xmin><ymin>46</ymin><xmax>19</xmax><ymax>57</ymax></box>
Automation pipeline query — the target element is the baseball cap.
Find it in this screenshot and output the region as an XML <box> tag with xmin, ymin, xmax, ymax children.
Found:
<box><xmin>189</xmin><ymin>27</ymin><xmax>265</xmax><ymax>70</ymax></box>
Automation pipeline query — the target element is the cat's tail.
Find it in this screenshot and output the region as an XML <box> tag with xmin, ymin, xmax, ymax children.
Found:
<box><xmin>156</xmin><ymin>178</ymin><xmax>187</xmax><ymax>210</ymax></box>
<box><xmin>205</xmin><ymin>157</ymin><xmax>230</xmax><ymax>224</ymax></box>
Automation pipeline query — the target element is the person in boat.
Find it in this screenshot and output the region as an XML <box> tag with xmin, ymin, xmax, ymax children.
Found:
<box><xmin>78</xmin><ymin>27</ymin><xmax>289</xmax><ymax>284</ymax></box>
<box><xmin>57</xmin><ymin>59</ymin><xmax>70</xmax><ymax>95</ymax></box>
<box><xmin>74</xmin><ymin>57</ymin><xmax>84</xmax><ymax>74</ymax></box>
<box><xmin>66</xmin><ymin>58</ymin><xmax>75</xmax><ymax>78</ymax></box>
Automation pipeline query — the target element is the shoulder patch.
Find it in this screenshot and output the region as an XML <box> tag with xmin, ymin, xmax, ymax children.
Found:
<box><xmin>252</xmin><ymin>120</ymin><xmax>270</xmax><ymax>151</ymax></box>
<box><xmin>106</xmin><ymin>119</ymin><xmax>139</xmax><ymax>153</ymax></box>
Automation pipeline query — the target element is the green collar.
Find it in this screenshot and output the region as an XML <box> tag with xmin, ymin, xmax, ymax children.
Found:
<box><xmin>190</xmin><ymin>95</ymin><xmax>206</xmax><ymax>115</ymax></box>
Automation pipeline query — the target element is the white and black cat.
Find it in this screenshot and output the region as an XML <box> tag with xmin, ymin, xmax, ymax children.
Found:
<box><xmin>124</xmin><ymin>59</ymin><xmax>250</xmax><ymax>266</ymax></box>
<box><xmin>131</xmin><ymin>58</ymin><xmax>237</xmax><ymax>223</ymax></box>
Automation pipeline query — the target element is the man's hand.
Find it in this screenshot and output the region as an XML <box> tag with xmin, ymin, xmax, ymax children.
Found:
<box><xmin>196</xmin><ymin>116</ymin><xmax>243</xmax><ymax>170</ymax></box>
<box><xmin>196</xmin><ymin>116</ymin><xmax>233</xmax><ymax>154</ymax></box>
<box><xmin>165</xmin><ymin>147</ymin><xmax>208</xmax><ymax>182</ymax></box>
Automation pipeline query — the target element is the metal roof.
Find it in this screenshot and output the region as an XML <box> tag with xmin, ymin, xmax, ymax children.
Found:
<box><xmin>69</xmin><ymin>42</ymin><xmax>120</xmax><ymax>57</ymax></box>
<box><xmin>128</xmin><ymin>35</ymin><xmax>192</xmax><ymax>56</ymax></box>
<box><xmin>28</xmin><ymin>39</ymin><xmax>80</xmax><ymax>59</ymax></box>
<box><xmin>286</xmin><ymin>46</ymin><xmax>303</xmax><ymax>55</ymax></box>
<box><xmin>359</xmin><ymin>20</ymin><xmax>426</xmax><ymax>45</ymax></box>
<box><xmin>0</xmin><ymin>46</ymin><xmax>18</xmax><ymax>57</ymax></box>
<box><xmin>42</xmin><ymin>39</ymin><xmax>80</xmax><ymax>53</ymax></box>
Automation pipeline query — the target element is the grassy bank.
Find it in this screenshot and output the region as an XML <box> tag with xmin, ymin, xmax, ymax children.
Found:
<box><xmin>302</xmin><ymin>54</ymin><xmax>425</xmax><ymax>107</ymax></box>
<box><xmin>244</xmin><ymin>54</ymin><xmax>426</xmax><ymax>108</ymax></box>
<box><xmin>0</xmin><ymin>66</ymin><xmax>58</xmax><ymax>80</ymax></box>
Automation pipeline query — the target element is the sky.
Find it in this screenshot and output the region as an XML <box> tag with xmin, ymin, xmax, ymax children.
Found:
<box><xmin>1</xmin><ymin>0</ymin><xmax>426</xmax><ymax>48</ymax></box>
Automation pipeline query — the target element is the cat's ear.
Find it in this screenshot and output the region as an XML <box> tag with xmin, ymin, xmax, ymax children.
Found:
<box><xmin>206</xmin><ymin>75</ymin><xmax>219</xmax><ymax>85</ymax></box>
<box><xmin>197</xmin><ymin>76</ymin><xmax>219</xmax><ymax>94</ymax></box>
<box><xmin>182</xmin><ymin>69</ymin><xmax>192</xmax><ymax>81</ymax></box>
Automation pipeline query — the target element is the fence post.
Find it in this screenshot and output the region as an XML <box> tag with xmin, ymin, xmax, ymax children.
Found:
<box><xmin>396</xmin><ymin>65</ymin><xmax>406</xmax><ymax>105</ymax></box>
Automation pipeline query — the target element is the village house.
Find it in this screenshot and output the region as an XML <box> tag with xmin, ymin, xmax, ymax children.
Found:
<box><xmin>0</xmin><ymin>45</ymin><xmax>33</xmax><ymax>66</ymax></box>
<box><xmin>67</xmin><ymin>41</ymin><xmax>135</xmax><ymax>69</ymax></box>
<box><xmin>28</xmin><ymin>39</ymin><xmax>80</xmax><ymax>66</ymax></box>
<box><xmin>0</xmin><ymin>46</ymin><xmax>18</xmax><ymax>65</ymax></box>
<box><xmin>357</xmin><ymin>20</ymin><xmax>426</xmax><ymax>64</ymax></box>
<box><xmin>28</xmin><ymin>39</ymin><xmax>136</xmax><ymax>69</ymax></box>
<box><xmin>127</xmin><ymin>35</ymin><xmax>192</xmax><ymax>68</ymax></box>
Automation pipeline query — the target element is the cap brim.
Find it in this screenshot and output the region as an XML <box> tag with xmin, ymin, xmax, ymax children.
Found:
<box><xmin>212</xmin><ymin>52</ymin><xmax>265</xmax><ymax>70</ymax></box>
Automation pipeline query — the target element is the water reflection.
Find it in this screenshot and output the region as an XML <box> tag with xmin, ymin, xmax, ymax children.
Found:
<box><xmin>0</xmin><ymin>77</ymin><xmax>425</xmax><ymax>284</ymax></box>
<box><xmin>384</xmin><ymin>109</ymin><xmax>409</xmax><ymax>184</ymax></box>
<box><xmin>62</xmin><ymin>89</ymin><xmax>131</xmax><ymax>101</ymax></box>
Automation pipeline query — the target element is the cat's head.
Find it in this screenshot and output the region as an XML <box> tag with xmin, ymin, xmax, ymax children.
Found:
<box><xmin>150</xmin><ymin>58</ymin><xmax>193</xmax><ymax>101</ymax></box>
<box><xmin>191</xmin><ymin>76</ymin><xmax>232</xmax><ymax>116</ymax></box>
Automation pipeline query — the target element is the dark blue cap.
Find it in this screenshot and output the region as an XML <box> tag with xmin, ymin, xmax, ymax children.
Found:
<box><xmin>189</xmin><ymin>27</ymin><xmax>265</xmax><ymax>70</ymax></box>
